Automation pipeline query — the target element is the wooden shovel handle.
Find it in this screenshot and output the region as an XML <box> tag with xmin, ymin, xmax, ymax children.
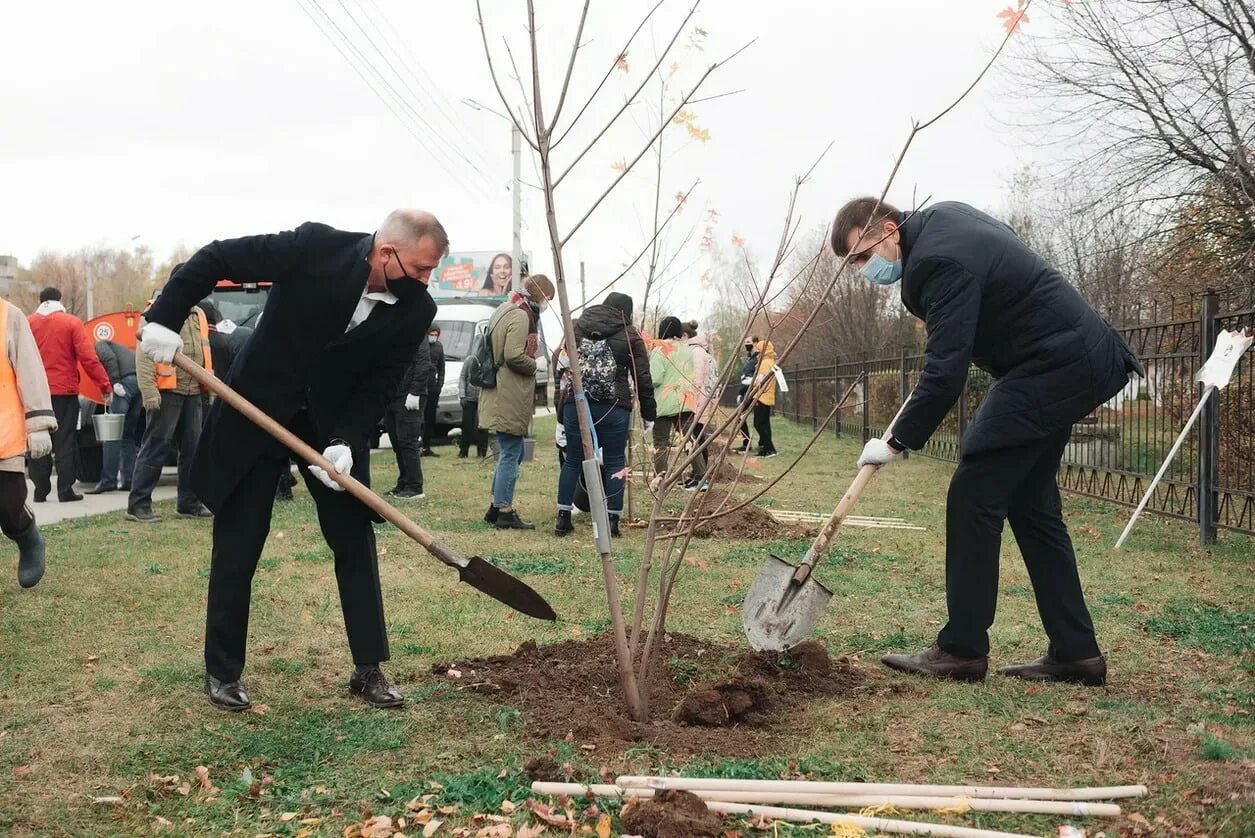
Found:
<box><xmin>792</xmin><ymin>394</ymin><xmax>913</xmax><ymax>585</ymax></box>
<box><xmin>172</xmin><ymin>353</ymin><xmax>466</xmax><ymax>569</ymax></box>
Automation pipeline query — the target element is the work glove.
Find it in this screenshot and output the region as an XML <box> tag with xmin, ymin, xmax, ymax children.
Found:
<box><xmin>308</xmin><ymin>443</ymin><xmax>353</xmax><ymax>491</ymax></box>
<box><xmin>27</xmin><ymin>430</ymin><xmax>52</xmax><ymax>459</ymax></box>
<box><xmin>112</xmin><ymin>382</ymin><xmax>127</xmax><ymax>397</ymax></box>
<box><xmin>138</xmin><ymin>319</ymin><xmax>182</xmax><ymax>363</ymax></box>
<box><xmin>857</xmin><ymin>438</ymin><xmax>901</xmax><ymax>469</ymax></box>
<box><xmin>143</xmin><ymin>394</ymin><xmax>162</xmax><ymax>411</ymax></box>
<box><xmin>404</xmin><ymin>394</ymin><xmax>422</xmax><ymax>411</ymax></box>
<box><xmin>643</xmin><ymin>421</ymin><xmax>655</xmax><ymax>434</ymax></box>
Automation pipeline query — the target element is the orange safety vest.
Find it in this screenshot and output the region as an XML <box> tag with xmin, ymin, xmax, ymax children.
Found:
<box><xmin>154</xmin><ymin>309</ymin><xmax>214</xmax><ymax>391</ymax></box>
<box><xmin>0</xmin><ymin>302</ymin><xmax>28</xmax><ymax>459</ymax></box>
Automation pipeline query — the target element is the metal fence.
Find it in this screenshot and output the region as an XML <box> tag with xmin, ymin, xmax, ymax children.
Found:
<box><xmin>778</xmin><ymin>289</ymin><xmax>1255</xmax><ymax>541</ymax></box>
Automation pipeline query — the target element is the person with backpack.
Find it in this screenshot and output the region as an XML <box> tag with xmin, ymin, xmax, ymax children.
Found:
<box><xmin>456</xmin><ymin>344</ymin><xmax>487</xmax><ymax>459</ymax></box>
<box><xmin>476</xmin><ymin>274</ymin><xmax>556</xmax><ymax>530</ymax></box>
<box><xmin>553</xmin><ymin>291</ymin><xmax>655</xmax><ymax>538</ymax></box>
<box><xmin>648</xmin><ymin>316</ymin><xmax>716</xmax><ymax>490</ymax></box>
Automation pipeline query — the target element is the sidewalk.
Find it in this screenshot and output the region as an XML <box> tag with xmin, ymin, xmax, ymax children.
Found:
<box><xmin>27</xmin><ymin>472</ymin><xmax>179</xmax><ymax>525</ymax></box>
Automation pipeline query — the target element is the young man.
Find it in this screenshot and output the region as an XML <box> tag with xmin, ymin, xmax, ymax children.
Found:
<box><xmin>421</xmin><ymin>326</ymin><xmax>445</xmax><ymax>456</ymax></box>
<box><xmin>26</xmin><ymin>287</ymin><xmax>111</xmax><ymax>501</ymax></box>
<box><xmin>478</xmin><ymin>274</ymin><xmax>555</xmax><ymax>530</ymax></box>
<box><xmin>0</xmin><ymin>299</ymin><xmax>55</xmax><ymax>588</ymax></box>
<box><xmin>832</xmin><ymin>197</ymin><xmax>1143</xmax><ymax>686</ymax></box>
<box><xmin>88</xmin><ymin>338</ymin><xmax>141</xmax><ymax>493</ymax></box>
<box><xmin>457</xmin><ymin>350</ymin><xmax>488</xmax><ymax>459</ymax></box>
<box><xmin>138</xmin><ymin>210</ymin><xmax>447</xmax><ymax>711</ymax></box>
<box><xmin>384</xmin><ymin>330</ymin><xmax>431</xmax><ymax>499</ymax></box>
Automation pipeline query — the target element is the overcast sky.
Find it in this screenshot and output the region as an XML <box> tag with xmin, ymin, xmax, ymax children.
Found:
<box><xmin>0</xmin><ymin>0</ymin><xmax>1055</xmax><ymax>319</ymax></box>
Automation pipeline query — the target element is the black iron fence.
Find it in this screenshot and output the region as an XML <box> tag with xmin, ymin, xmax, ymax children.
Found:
<box><xmin>778</xmin><ymin>289</ymin><xmax>1255</xmax><ymax>541</ymax></box>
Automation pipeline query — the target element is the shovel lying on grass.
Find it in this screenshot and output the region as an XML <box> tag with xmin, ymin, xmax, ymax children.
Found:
<box><xmin>173</xmin><ymin>353</ymin><xmax>557</xmax><ymax>621</ymax></box>
<box><xmin>742</xmin><ymin>400</ymin><xmax>910</xmax><ymax>651</ymax></box>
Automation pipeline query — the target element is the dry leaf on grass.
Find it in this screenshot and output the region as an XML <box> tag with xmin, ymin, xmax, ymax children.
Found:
<box><xmin>194</xmin><ymin>766</ymin><xmax>213</xmax><ymax>792</ymax></box>
<box><xmin>595</xmin><ymin>813</ymin><xmax>611</xmax><ymax>838</ymax></box>
<box><xmin>423</xmin><ymin>818</ymin><xmax>443</xmax><ymax>837</ymax></box>
<box><xmin>12</xmin><ymin>765</ymin><xmax>32</xmax><ymax>778</ymax></box>
<box><xmin>516</xmin><ymin>823</ymin><xmax>545</xmax><ymax>838</ymax></box>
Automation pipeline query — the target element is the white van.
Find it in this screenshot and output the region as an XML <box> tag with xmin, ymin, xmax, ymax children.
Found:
<box><xmin>428</xmin><ymin>297</ymin><xmax>549</xmax><ymax>436</ymax></box>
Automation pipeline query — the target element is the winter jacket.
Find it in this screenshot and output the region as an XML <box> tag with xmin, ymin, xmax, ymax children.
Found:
<box><xmin>27</xmin><ymin>304</ymin><xmax>110</xmax><ymax>397</ymax></box>
<box><xmin>94</xmin><ymin>340</ymin><xmax>137</xmax><ymax>384</ymax></box>
<box><xmin>458</xmin><ymin>358</ymin><xmax>480</xmax><ymax>402</ymax></box>
<box><xmin>1</xmin><ymin>300</ymin><xmax>57</xmax><ymax>473</ymax></box>
<box><xmin>752</xmin><ymin>340</ymin><xmax>778</xmax><ymax>407</ymax></box>
<box><xmin>685</xmin><ymin>334</ymin><xmax>719</xmax><ymax>422</ymax></box>
<box><xmin>478</xmin><ymin>300</ymin><xmax>537</xmax><ymax>436</ymax></box>
<box><xmin>394</xmin><ymin>336</ymin><xmax>432</xmax><ymax>401</ymax></box>
<box><xmin>649</xmin><ymin>339</ymin><xmax>699</xmax><ymax>418</ymax></box>
<box><xmin>137</xmin><ymin>311</ymin><xmax>209</xmax><ymax>405</ymax></box>
<box><xmin>427</xmin><ymin>338</ymin><xmax>445</xmax><ymax>394</ymax></box>
<box><xmin>893</xmin><ymin>201</ymin><xmax>1144</xmax><ymax>455</ymax></box>
<box><xmin>573</xmin><ymin>292</ymin><xmax>656</xmax><ymax>421</ymax></box>
<box><xmin>738</xmin><ymin>350</ymin><xmax>758</xmax><ymax>398</ymax></box>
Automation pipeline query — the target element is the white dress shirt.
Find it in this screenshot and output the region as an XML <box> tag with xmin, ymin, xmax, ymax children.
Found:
<box><xmin>345</xmin><ymin>287</ymin><xmax>398</xmax><ymax>332</ymax></box>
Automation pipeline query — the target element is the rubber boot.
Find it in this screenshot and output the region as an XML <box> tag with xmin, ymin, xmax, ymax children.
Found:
<box><xmin>609</xmin><ymin>514</ymin><xmax>621</xmax><ymax>538</ymax></box>
<box><xmin>554</xmin><ymin>509</ymin><xmax>574</xmax><ymax>537</ymax></box>
<box><xmin>13</xmin><ymin>521</ymin><xmax>46</xmax><ymax>588</ymax></box>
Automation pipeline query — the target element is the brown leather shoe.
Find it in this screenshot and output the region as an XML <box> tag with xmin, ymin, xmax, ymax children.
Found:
<box><xmin>881</xmin><ymin>644</ymin><xmax>988</xmax><ymax>682</ymax></box>
<box><xmin>1001</xmin><ymin>653</ymin><xmax>1107</xmax><ymax>687</ymax></box>
<box><xmin>349</xmin><ymin>667</ymin><xmax>405</xmax><ymax>708</ymax></box>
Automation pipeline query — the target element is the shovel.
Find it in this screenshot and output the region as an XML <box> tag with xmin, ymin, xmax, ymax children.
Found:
<box><xmin>173</xmin><ymin>353</ymin><xmax>557</xmax><ymax>621</ymax></box>
<box><xmin>742</xmin><ymin>399</ymin><xmax>910</xmax><ymax>651</ymax></box>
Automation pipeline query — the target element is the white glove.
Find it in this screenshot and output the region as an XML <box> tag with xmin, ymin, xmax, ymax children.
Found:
<box><xmin>308</xmin><ymin>443</ymin><xmax>353</xmax><ymax>491</ymax></box>
<box><xmin>27</xmin><ymin>430</ymin><xmax>52</xmax><ymax>459</ymax></box>
<box><xmin>404</xmin><ymin>394</ymin><xmax>422</xmax><ymax>411</ymax></box>
<box><xmin>857</xmin><ymin>438</ymin><xmax>901</xmax><ymax>469</ymax></box>
<box><xmin>113</xmin><ymin>382</ymin><xmax>127</xmax><ymax>397</ymax></box>
<box><xmin>643</xmin><ymin>421</ymin><xmax>654</xmax><ymax>434</ymax></box>
<box><xmin>138</xmin><ymin>319</ymin><xmax>182</xmax><ymax>364</ymax></box>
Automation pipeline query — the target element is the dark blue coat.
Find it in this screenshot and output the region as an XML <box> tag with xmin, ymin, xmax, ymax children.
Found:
<box><xmin>892</xmin><ymin>202</ymin><xmax>1143</xmax><ymax>455</ymax></box>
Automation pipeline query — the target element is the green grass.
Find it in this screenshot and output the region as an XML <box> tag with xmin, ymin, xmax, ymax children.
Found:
<box><xmin>1</xmin><ymin>414</ymin><xmax>1252</xmax><ymax>835</ymax></box>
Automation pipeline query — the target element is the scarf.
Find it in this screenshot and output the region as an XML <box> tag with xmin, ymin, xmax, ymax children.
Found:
<box><xmin>35</xmin><ymin>300</ymin><xmax>67</xmax><ymax>316</ymax></box>
<box><xmin>508</xmin><ymin>291</ymin><xmax>539</xmax><ymax>359</ymax></box>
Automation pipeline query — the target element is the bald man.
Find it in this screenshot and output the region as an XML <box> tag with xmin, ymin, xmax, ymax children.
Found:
<box><xmin>139</xmin><ymin>211</ymin><xmax>447</xmax><ymax>711</ymax></box>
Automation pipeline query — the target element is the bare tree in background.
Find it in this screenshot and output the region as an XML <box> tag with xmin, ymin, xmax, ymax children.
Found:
<box><xmin>11</xmin><ymin>246</ymin><xmax>159</xmax><ymax>317</ymax></box>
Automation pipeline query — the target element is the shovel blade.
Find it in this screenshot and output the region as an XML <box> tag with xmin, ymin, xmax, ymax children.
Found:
<box><xmin>460</xmin><ymin>556</ymin><xmax>558</xmax><ymax>621</ymax></box>
<box><xmin>741</xmin><ymin>554</ymin><xmax>833</xmax><ymax>651</ymax></box>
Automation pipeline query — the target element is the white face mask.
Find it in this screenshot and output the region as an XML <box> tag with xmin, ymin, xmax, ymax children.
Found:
<box><xmin>428</xmin><ymin>335</ymin><xmax>437</xmax><ymax>344</ymax></box>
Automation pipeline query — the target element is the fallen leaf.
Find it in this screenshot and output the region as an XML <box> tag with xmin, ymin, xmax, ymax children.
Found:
<box><xmin>249</xmin><ymin>704</ymin><xmax>271</xmax><ymax>716</ymax></box>
<box><xmin>12</xmin><ymin>765</ymin><xmax>32</xmax><ymax>778</ymax></box>
<box><xmin>595</xmin><ymin>812</ymin><xmax>611</xmax><ymax>838</ymax></box>
<box><xmin>528</xmin><ymin>800</ymin><xmax>573</xmax><ymax>827</ymax></box>
<box><xmin>474</xmin><ymin>825</ymin><xmax>511</xmax><ymax>838</ymax></box>
<box><xmin>516</xmin><ymin>823</ymin><xmax>544</xmax><ymax>838</ymax></box>
<box><xmin>360</xmin><ymin>814</ymin><xmax>395</xmax><ymax>838</ymax></box>
<box><xmin>500</xmin><ymin>799</ymin><xmax>516</xmax><ymax>814</ymax></box>
<box><xmin>423</xmin><ymin>818</ymin><xmax>443</xmax><ymax>837</ymax></box>
<box><xmin>92</xmin><ymin>796</ymin><xmax>124</xmax><ymax>805</ymax></box>
<box><xmin>195</xmin><ymin>766</ymin><xmax>212</xmax><ymax>791</ymax></box>
<box><xmin>280</xmin><ymin>812</ymin><xmax>299</xmax><ymax>822</ymax></box>
<box><xmin>153</xmin><ymin>815</ymin><xmax>173</xmax><ymax>828</ymax></box>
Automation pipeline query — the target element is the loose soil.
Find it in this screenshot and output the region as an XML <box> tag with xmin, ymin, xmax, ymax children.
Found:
<box><xmin>620</xmin><ymin>789</ymin><xmax>723</xmax><ymax>838</ymax></box>
<box><xmin>707</xmin><ymin>460</ymin><xmax>765</xmax><ymax>484</ymax></box>
<box><xmin>432</xmin><ymin>634</ymin><xmax>860</xmax><ymax>755</ymax></box>
<box><xmin>683</xmin><ymin>491</ymin><xmax>817</xmax><ymax>540</ymax></box>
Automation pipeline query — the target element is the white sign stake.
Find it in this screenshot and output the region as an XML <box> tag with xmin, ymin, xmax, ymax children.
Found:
<box><xmin>1115</xmin><ymin>329</ymin><xmax>1253</xmax><ymax>549</ymax></box>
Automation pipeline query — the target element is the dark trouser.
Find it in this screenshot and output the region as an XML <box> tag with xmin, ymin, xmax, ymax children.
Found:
<box><xmin>422</xmin><ymin>388</ymin><xmax>440</xmax><ymax>449</ymax></box>
<box><xmin>652</xmin><ymin>411</ymin><xmax>705</xmax><ymax>481</ymax></box>
<box><xmin>459</xmin><ymin>399</ymin><xmax>486</xmax><ymax>456</ymax></box>
<box><xmin>204</xmin><ymin>415</ymin><xmax>389</xmax><ymax>681</ymax></box>
<box><xmin>937</xmin><ymin>427</ymin><xmax>1100</xmax><ymax>662</ymax></box>
<box><xmin>383</xmin><ymin>398</ymin><xmax>424</xmax><ymax>493</ymax></box>
<box><xmin>99</xmin><ymin>374</ymin><xmax>141</xmax><ymax>489</ymax></box>
<box><xmin>753</xmin><ymin>403</ymin><xmax>775</xmax><ymax>454</ymax></box>
<box><xmin>557</xmin><ymin>401</ymin><xmax>629</xmax><ymax>515</ymax></box>
<box><xmin>0</xmin><ymin>471</ymin><xmax>33</xmax><ymax>537</ymax></box>
<box><xmin>28</xmin><ymin>395</ymin><xmax>82</xmax><ymax>499</ymax></box>
<box><xmin>127</xmin><ymin>392</ymin><xmax>203</xmax><ymax>512</ymax></box>
<box><xmin>737</xmin><ymin>389</ymin><xmax>751</xmax><ymax>446</ymax></box>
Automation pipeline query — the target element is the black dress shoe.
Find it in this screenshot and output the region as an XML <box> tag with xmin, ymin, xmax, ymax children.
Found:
<box><xmin>349</xmin><ymin>667</ymin><xmax>405</xmax><ymax>708</ymax></box>
<box><xmin>881</xmin><ymin>644</ymin><xmax>988</xmax><ymax>682</ymax></box>
<box><xmin>177</xmin><ymin>504</ymin><xmax>214</xmax><ymax>519</ymax></box>
<box><xmin>58</xmin><ymin>492</ymin><xmax>84</xmax><ymax>502</ymax></box>
<box><xmin>1001</xmin><ymin>652</ymin><xmax>1107</xmax><ymax>687</ymax></box>
<box><xmin>33</xmin><ymin>491</ymin><xmax>49</xmax><ymax>503</ymax></box>
<box><xmin>126</xmin><ymin>507</ymin><xmax>162</xmax><ymax>523</ymax></box>
<box><xmin>483</xmin><ymin>504</ymin><xmax>499</xmax><ymax>524</ymax></box>
<box><xmin>494</xmin><ymin>509</ymin><xmax>535</xmax><ymax>530</ymax></box>
<box><xmin>13</xmin><ymin>522</ymin><xmax>45</xmax><ymax>588</ymax></box>
<box><xmin>554</xmin><ymin>510</ymin><xmax>574</xmax><ymax>537</ymax></box>
<box><xmin>204</xmin><ymin>674</ymin><xmax>251</xmax><ymax>711</ymax></box>
<box><xmin>86</xmin><ymin>483</ymin><xmax>117</xmax><ymax>495</ymax></box>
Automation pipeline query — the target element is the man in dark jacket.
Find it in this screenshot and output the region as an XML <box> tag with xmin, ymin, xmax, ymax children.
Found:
<box><xmin>384</xmin><ymin>334</ymin><xmax>431</xmax><ymax>497</ymax></box>
<box><xmin>553</xmin><ymin>291</ymin><xmax>655</xmax><ymax>538</ymax></box>
<box><xmin>832</xmin><ymin>198</ymin><xmax>1143</xmax><ymax>687</ymax></box>
<box><xmin>735</xmin><ymin>339</ymin><xmax>758</xmax><ymax>452</ymax></box>
<box><xmin>137</xmin><ymin>210</ymin><xmax>447</xmax><ymax>712</ymax></box>
<box><xmin>421</xmin><ymin>326</ymin><xmax>445</xmax><ymax>456</ymax></box>
<box><xmin>88</xmin><ymin>339</ymin><xmax>141</xmax><ymax>493</ymax></box>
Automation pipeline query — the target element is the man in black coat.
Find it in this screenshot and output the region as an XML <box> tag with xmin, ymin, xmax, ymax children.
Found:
<box><xmin>831</xmin><ymin>198</ymin><xmax>1143</xmax><ymax>687</ymax></box>
<box><xmin>384</xmin><ymin>333</ymin><xmax>431</xmax><ymax>497</ymax></box>
<box><xmin>421</xmin><ymin>326</ymin><xmax>445</xmax><ymax>456</ymax></box>
<box><xmin>138</xmin><ymin>210</ymin><xmax>447</xmax><ymax>711</ymax></box>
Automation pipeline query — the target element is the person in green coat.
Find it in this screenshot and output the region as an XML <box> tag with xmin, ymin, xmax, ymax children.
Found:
<box><xmin>478</xmin><ymin>274</ymin><xmax>555</xmax><ymax>530</ymax></box>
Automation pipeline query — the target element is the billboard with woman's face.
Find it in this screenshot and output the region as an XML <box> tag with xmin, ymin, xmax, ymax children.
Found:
<box><xmin>427</xmin><ymin>250</ymin><xmax>528</xmax><ymax>299</ymax></box>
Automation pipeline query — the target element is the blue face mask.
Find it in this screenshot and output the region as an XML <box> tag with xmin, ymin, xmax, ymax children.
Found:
<box><xmin>861</xmin><ymin>254</ymin><xmax>903</xmax><ymax>285</ymax></box>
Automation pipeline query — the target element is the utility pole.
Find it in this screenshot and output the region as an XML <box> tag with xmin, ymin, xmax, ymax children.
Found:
<box><xmin>511</xmin><ymin>123</ymin><xmax>522</xmax><ymax>293</ymax></box>
<box><xmin>86</xmin><ymin>264</ymin><xmax>94</xmax><ymax>320</ymax></box>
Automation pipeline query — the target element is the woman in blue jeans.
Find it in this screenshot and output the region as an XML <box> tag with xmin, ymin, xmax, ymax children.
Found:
<box><xmin>554</xmin><ymin>292</ymin><xmax>655</xmax><ymax>538</ymax></box>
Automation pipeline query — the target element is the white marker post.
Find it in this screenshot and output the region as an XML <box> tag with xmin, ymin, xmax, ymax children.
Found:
<box><xmin>1115</xmin><ymin>328</ymin><xmax>1254</xmax><ymax>549</ymax></box>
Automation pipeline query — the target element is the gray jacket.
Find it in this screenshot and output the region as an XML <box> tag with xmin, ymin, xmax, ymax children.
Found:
<box><xmin>94</xmin><ymin>340</ymin><xmax>137</xmax><ymax>383</ymax></box>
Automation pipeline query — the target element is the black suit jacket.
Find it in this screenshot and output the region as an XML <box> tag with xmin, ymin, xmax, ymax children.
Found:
<box><xmin>145</xmin><ymin>222</ymin><xmax>438</xmax><ymax>510</ymax></box>
<box><xmin>894</xmin><ymin>202</ymin><xmax>1143</xmax><ymax>455</ymax></box>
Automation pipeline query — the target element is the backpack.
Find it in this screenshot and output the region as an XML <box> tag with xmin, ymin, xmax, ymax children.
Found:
<box><xmin>578</xmin><ymin>336</ymin><xmax>618</xmax><ymax>402</ymax></box>
<box><xmin>465</xmin><ymin>322</ymin><xmax>499</xmax><ymax>389</ymax></box>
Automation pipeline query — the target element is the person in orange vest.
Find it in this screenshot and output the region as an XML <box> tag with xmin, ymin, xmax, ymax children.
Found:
<box><xmin>0</xmin><ymin>299</ymin><xmax>57</xmax><ymax>587</ymax></box>
<box><xmin>127</xmin><ymin>282</ymin><xmax>214</xmax><ymax>523</ymax></box>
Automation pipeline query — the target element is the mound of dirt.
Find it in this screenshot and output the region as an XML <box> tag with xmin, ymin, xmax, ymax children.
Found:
<box><xmin>707</xmin><ymin>461</ymin><xmax>765</xmax><ymax>484</ymax></box>
<box><xmin>620</xmin><ymin>789</ymin><xmax>723</xmax><ymax>838</ymax></box>
<box><xmin>432</xmin><ymin>634</ymin><xmax>860</xmax><ymax>755</ymax></box>
<box><xmin>683</xmin><ymin>493</ymin><xmax>816</xmax><ymax>540</ymax></box>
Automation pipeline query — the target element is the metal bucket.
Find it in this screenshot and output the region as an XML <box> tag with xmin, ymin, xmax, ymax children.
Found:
<box><xmin>92</xmin><ymin>413</ymin><xmax>125</xmax><ymax>442</ymax></box>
